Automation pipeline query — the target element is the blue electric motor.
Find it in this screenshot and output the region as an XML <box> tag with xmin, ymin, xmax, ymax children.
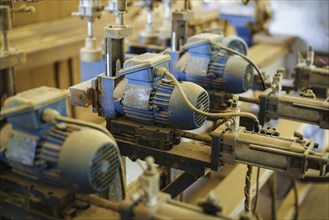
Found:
<box><xmin>72</xmin><ymin>53</ymin><xmax>210</xmax><ymax>130</ymax></box>
<box><xmin>168</xmin><ymin>33</ymin><xmax>254</xmax><ymax>94</ymax></box>
<box><xmin>0</xmin><ymin>87</ymin><xmax>120</xmax><ymax>193</ymax></box>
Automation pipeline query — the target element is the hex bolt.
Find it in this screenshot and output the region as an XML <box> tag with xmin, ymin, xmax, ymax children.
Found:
<box><xmin>294</xmin><ymin>131</ymin><xmax>304</xmax><ymax>140</ymax></box>
<box><xmin>231</xmin><ymin>95</ymin><xmax>239</xmax><ymax>108</ymax></box>
<box><xmin>145</xmin><ymin>156</ymin><xmax>154</xmax><ymax>170</ymax></box>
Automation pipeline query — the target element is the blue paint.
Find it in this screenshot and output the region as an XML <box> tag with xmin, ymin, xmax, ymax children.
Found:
<box><xmin>80</xmin><ymin>56</ymin><xmax>105</xmax><ymax>82</ymax></box>
<box><xmin>220</xmin><ymin>14</ymin><xmax>255</xmax><ymax>46</ymax></box>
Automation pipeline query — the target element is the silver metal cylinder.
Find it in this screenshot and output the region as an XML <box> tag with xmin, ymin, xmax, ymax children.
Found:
<box><xmin>115</xmin><ymin>12</ymin><xmax>124</xmax><ymax>26</ymax></box>
<box><xmin>87</xmin><ymin>21</ymin><xmax>93</xmax><ymax>38</ymax></box>
<box><xmin>171</xmin><ymin>32</ymin><xmax>176</xmax><ymax>51</ymax></box>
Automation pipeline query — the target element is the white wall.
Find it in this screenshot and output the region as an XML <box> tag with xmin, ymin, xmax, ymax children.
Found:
<box><xmin>269</xmin><ymin>0</ymin><xmax>329</xmax><ymax>53</ymax></box>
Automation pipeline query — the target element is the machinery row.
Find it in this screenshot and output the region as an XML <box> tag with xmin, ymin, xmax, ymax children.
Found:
<box><xmin>0</xmin><ymin>0</ymin><xmax>328</xmax><ymax>219</ymax></box>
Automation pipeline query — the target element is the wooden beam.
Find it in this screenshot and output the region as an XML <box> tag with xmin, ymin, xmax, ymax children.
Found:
<box><xmin>277</xmin><ymin>182</ymin><xmax>312</xmax><ymax>220</ymax></box>
<box><xmin>248</xmin><ymin>43</ymin><xmax>290</xmax><ymax>68</ymax></box>
<box><xmin>213</xmin><ymin>165</ymin><xmax>273</xmax><ymax>218</ymax></box>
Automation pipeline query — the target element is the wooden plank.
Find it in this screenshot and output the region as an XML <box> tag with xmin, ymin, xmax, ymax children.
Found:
<box><xmin>253</xmin><ymin>33</ymin><xmax>297</xmax><ymax>46</ymax></box>
<box><xmin>298</xmin><ymin>183</ymin><xmax>329</xmax><ymax>220</ymax></box>
<box><xmin>56</xmin><ymin>60</ymin><xmax>71</xmax><ymax>89</ymax></box>
<box><xmin>277</xmin><ymin>182</ymin><xmax>312</xmax><ymax>220</ymax></box>
<box><xmin>15</xmin><ymin>64</ymin><xmax>56</xmax><ymax>93</ymax></box>
<box><xmin>248</xmin><ymin>43</ymin><xmax>290</xmax><ymax>68</ymax></box>
<box><xmin>74</xmin><ymin>106</ymin><xmax>105</xmax><ymax>123</ymax></box>
<box><xmin>213</xmin><ymin>165</ymin><xmax>273</xmax><ymax>218</ymax></box>
<box><xmin>12</xmin><ymin>1</ymin><xmax>78</xmax><ymax>27</ymax></box>
<box><xmin>71</xmin><ymin>57</ymin><xmax>81</xmax><ymax>85</ymax></box>
<box><xmin>14</xmin><ymin>68</ymin><xmax>34</xmax><ymax>93</ymax></box>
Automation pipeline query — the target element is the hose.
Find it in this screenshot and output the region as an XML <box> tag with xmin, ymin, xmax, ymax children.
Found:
<box><xmin>212</xmin><ymin>44</ymin><xmax>267</xmax><ymax>90</ymax></box>
<box><xmin>156</xmin><ymin>67</ymin><xmax>260</xmax><ymax>126</ymax></box>
<box><xmin>42</xmin><ymin>108</ymin><xmax>113</xmax><ymax>137</ymax></box>
<box><xmin>56</xmin><ymin>115</ymin><xmax>113</xmax><ymax>138</ymax></box>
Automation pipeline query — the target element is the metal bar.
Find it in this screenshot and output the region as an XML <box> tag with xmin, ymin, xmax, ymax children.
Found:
<box><xmin>87</xmin><ymin>21</ymin><xmax>93</xmax><ymax>38</ymax></box>
<box><xmin>2</xmin><ymin>32</ymin><xmax>9</xmax><ymax>51</ymax></box>
<box><xmin>237</xmin><ymin>137</ymin><xmax>303</xmax><ymax>153</ymax></box>
<box><xmin>249</xmin><ymin>144</ymin><xmax>305</xmax><ymax>158</ymax></box>
<box><xmin>146</xmin><ymin>8</ymin><xmax>152</xmax><ymax>26</ymax></box>
<box><xmin>175</xmin><ymin>130</ymin><xmax>212</xmax><ymax>143</ymax></box>
<box><xmin>116</xmin><ymin>12</ymin><xmax>124</xmax><ymax>26</ymax></box>
<box><xmin>171</xmin><ymin>31</ymin><xmax>176</xmax><ymax>51</ymax></box>
<box><xmin>292</xmin><ymin>102</ymin><xmax>329</xmax><ymax>112</ymax></box>
<box><xmin>211</xmin><ymin>137</ymin><xmax>221</xmax><ymax>171</ymax></box>
<box><xmin>162</xmin><ymin>172</ymin><xmax>203</xmax><ymax>199</ymax></box>
<box><xmin>116</xmin><ymin>139</ymin><xmax>210</xmax><ymax>175</ymax></box>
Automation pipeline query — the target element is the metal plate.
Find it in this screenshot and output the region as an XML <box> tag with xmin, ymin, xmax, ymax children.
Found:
<box><xmin>7</xmin><ymin>133</ymin><xmax>37</xmax><ymax>166</ymax></box>
<box><xmin>185</xmin><ymin>56</ymin><xmax>210</xmax><ymax>76</ymax></box>
<box><xmin>123</xmin><ymin>85</ymin><xmax>152</xmax><ymax>109</ymax></box>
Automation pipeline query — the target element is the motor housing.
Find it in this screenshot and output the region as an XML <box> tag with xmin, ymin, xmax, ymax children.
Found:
<box><xmin>168</xmin><ymin>33</ymin><xmax>254</xmax><ymax>94</ymax></box>
<box><xmin>0</xmin><ymin>87</ymin><xmax>120</xmax><ymax>193</ymax></box>
<box><xmin>112</xmin><ymin>53</ymin><xmax>210</xmax><ymax>130</ymax></box>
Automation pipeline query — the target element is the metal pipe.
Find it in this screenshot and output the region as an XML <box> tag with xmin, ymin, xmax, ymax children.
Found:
<box><xmin>115</xmin><ymin>0</ymin><xmax>126</xmax><ymax>25</ymax></box>
<box><xmin>106</xmin><ymin>52</ymin><xmax>111</xmax><ymax>76</ymax></box>
<box><xmin>171</xmin><ymin>32</ymin><xmax>176</xmax><ymax>51</ymax></box>
<box><xmin>87</xmin><ymin>21</ymin><xmax>93</xmax><ymax>38</ymax></box>
<box><xmin>116</xmin><ymin>12</ymin><xmax>124</xmax><ymax>25</ymax></box>
<box><xmin>236</xmin><ymin>137</ymin><xmax>305</xmax><ymax>153</ymax></box>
